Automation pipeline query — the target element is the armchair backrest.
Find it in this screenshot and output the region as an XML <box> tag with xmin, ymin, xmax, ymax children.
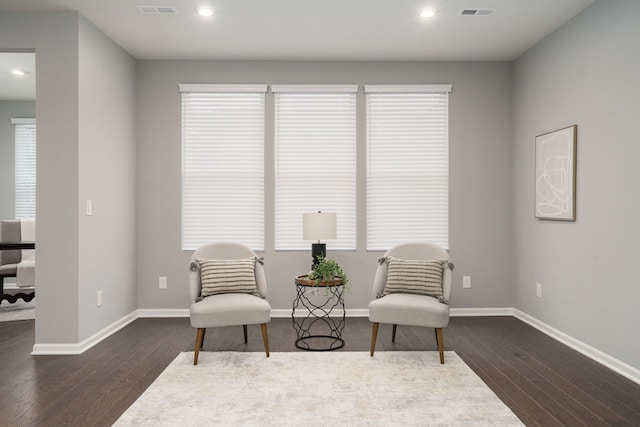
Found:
<box><xmin>372</xmin><ymin>242</ymin><xmax>451</xmax><ymax>300</ymax></box>
<box><xmin>0</xmin><ymin>220</ymin><xmax>22</xmax><ymax>266</ymax></box>
<box><xmin>188</xmin><ymin>242</ymin><xmax>267</xmax><ymax>302</ymax></box>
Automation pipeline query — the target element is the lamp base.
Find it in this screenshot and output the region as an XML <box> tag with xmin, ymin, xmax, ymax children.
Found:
<box><xmin>311</xmin><ymin>243</ymin><xmax>326</xmax><ymax>269</ymax></box>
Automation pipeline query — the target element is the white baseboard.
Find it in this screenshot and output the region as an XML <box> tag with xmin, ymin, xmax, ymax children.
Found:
<box><xmin>280</xmin><ymin>307</ymin><xmax>515</xmax><ymax>318</ymax></box>
<box><xmin>137</xmin><ymin>308</ymin><xmax>189</xmax><ymax>318</ymax></box>
<box><xmin>31</xmin><ymin>310</ymin><xmax>138</xmax><ymax>355</ymax></box>
<box><xmin>28</xmin><ymin>304</ymin><xmax>640</xmax><ymax>385</ymax></box>
<box><xmin>513</xmin><ymin>309</ymin><xmax>640</xmax><ymax>385</ymax></box>
<box><xmin>135</xmin><ymin>308</ymin><xmax>370</xmax><ymax>319</ymax></box>
<box><xmin>450</xmin><ymin>307</ymin><xmax>514</xmax><ymax>317</ymax></box>
<box><xmin>272</xmin><ymin>308</ymin><xmax>369</xmax><ymax>318</ymax></box>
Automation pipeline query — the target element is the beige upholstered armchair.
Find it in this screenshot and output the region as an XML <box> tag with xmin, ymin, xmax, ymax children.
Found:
<box><xmin>188</xmin><ymin>242</ymin><xmax>271</xmax><ymax>365</ymax></box>
<box><xmin>369</xmin><ymin>242</ymin><xmax>453</xmax><ymax>364</ymax></box>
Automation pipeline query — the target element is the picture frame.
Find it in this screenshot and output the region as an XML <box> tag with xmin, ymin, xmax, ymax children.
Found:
<box><xmin>534</xmin><ymin>125</ymin><xmax>577</xmax><ymax>221</ymax></box>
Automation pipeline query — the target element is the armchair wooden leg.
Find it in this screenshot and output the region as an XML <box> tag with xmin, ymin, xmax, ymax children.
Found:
<box><xmin>261</xmin><ymin>323</ymin><xmax>270</xmax><ymax>357</ymax></box>
<box><xmin>370</xmin><ymin>322</ymin><xmax>379</xmax><ymax>356</ymax></box>
<box><xmin>194</xmin><ymin>328</ymin><xmax>205</xmax><ymax>365</ymax></box>
<box><xmin>435</xmin><ymin>328</ymin><xmax>445</xmax><ymax>364</ymax></box>
<box><xmin>392</xmin><ymin>324</ymin><xmax>397</xmax><ymax>343</ymax></box>
<box><xmin>243</xmin><ymin>325</ymin><xmax>248</xmax><ymax>344</ymax></box>
<box><xmin>200</xmin><ymin>328</ymin><xmax>206</xmax><ymax>349</ymax></box>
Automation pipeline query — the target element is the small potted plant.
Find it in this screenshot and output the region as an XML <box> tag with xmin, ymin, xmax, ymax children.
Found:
<box><xmin>308</xmin><ymin>256</ymin><xmax>349</xmax><ymax>289</ymax></box>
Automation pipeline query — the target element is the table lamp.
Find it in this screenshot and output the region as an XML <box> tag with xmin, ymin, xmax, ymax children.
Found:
<box><xmin>303</xmin><ymin>211</ymin><xmax>337</xmax><ymax>268</ymax></box>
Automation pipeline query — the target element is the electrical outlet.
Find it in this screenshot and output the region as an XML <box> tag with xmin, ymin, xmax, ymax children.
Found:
<box><xmin>159</xmin><ymin>276</ymin><xmax>167</xmax><ymax>289</ymax></box>
<box><xmin>97</xmin><ymin>290</ymin><xmax>103</xmax><ymax>307</ymax></box>
<box><xmin>463</xmin><ymin>276</ymin><xmax>471</xmax><ymax>289</ymax></box>
<box><xmin>536</xmin><ymin>283</ymin><xmax>542</xmax><ymax>298</ymax></box>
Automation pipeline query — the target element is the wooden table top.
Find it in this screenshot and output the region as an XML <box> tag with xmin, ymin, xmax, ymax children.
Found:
<box><xmin>295</xmin><ymin>275</ymin><xmax>343</xmax><ymax>287</ymax></box>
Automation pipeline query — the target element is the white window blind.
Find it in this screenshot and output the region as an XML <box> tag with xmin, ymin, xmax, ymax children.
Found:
<box><xmin>12</xmin><ymin>118</ymin><xmax>36</xmax><ymax>220</ymax></box>
<box><xmin>273</xmin><ymin>85</ymin><xmax>357</xmax><ymax>250</ymax></box>
<box><xmin>365</xmin><ymin>85</ymin><xmax>451</xmax><ymax>251</ymax></box>
<box><xmin>180</xmin><ymin>84</ymin><xmax>267</xmax><ymax>250</ymax></box>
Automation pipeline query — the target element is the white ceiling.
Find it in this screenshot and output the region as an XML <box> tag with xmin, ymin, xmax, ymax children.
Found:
<box><xmin>0</xmin><ymin>0</ymin><xmax>595</xmax><ymax>99</ymax></box>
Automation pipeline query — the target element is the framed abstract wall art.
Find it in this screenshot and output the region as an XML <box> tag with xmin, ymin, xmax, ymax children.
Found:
<box><xmin>534</xmin><ymin>125</ymin><xmax>577</xmax><ymax>221</ymax></box>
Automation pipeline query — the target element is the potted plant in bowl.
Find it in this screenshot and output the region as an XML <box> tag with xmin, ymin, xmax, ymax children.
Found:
<box><xmin>307</xmin><ymin>256</ymin><xmax>349</xmax><ymax>289</ymax></box>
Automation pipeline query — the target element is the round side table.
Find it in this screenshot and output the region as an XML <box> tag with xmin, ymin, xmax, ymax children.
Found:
<box><xmin>292</xmin><ymin>275</ymin><xmax>345</xmax><ymax>351</ymax></box>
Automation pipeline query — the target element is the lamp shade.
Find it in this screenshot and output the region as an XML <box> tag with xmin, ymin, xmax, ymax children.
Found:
<box><xmin>303</xmin><ymin>212</ymin><xmax>337</xmax><ymax>241</ymax></box>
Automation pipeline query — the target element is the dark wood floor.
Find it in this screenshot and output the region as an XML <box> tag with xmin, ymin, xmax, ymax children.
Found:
<box><xmin>1</xmin><ymin>316</ymin><xmax>639</xmax><ymax>426</ymax></box>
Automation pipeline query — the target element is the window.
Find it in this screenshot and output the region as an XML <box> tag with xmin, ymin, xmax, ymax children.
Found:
<box><xmin>180</xmin><ymin>84</ymin><xmax>267</xmax><ymax>250</ymax></box>
<box><xmin>273</xmin><ymin>85</ymin><xmax>357</xmax><ymax>250</ymax></box>
<box><xmin>12</xmin><ymin>118</ymin><xmax>36</xmax><ymax>219</ymax></box>
<box><xmin>365</xmin><ymin>85</ymin><xmax>451</xmax><ymax>250</ymax></box>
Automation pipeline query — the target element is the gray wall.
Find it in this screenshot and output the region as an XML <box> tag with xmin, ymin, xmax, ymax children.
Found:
<box><xmin>0</xmin><ymin>100</ymin><xmax>35</xmax><ymax>220</ymax></box>
<box><xmin>77</xmin><ymin>16</ymin><xmax>137</xmax><ymax>341</ymax></box>
<box><xmin>0</xmin><ymin>11</ymin><xmax>137</xmax><ymax>346</ymax></box>
<box><xmin>1</xmin><ymin>11</ymin><xmax>81</xmax><ymax>343</ymax></box>
<box><xmin>513</xmin><ymin>0</ymin><xmax>640</xmax><ymax>369</ymax></box>
<box><xmin>136</xmin><ymin>60</ymin><xmax>514</xmax><ymax>311</ymax></box>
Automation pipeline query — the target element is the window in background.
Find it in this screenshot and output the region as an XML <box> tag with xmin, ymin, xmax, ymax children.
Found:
<box><xmin>12</xmin><ymin>118</ymin><xmax>36</xmax><ymax>220</ymax></box>
<box><xmin>273</xmin><ymin>85</ymin><xmax>357</xmax><ymax>250</ymax></box>
<box><xmin>180</xmin><ymin>84</ymin><xmax>267</xmax><ymax>250</ymax></box>
<box><xmin>365</xmin><ymin>85</ymin><xmax>451</xmax><ymax>250</ymax></box>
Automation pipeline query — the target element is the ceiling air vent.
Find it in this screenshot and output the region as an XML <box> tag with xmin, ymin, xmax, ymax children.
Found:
<box><xmin>136</xmin><ymin>5</ymin><xmax>177</xmax><ymax>14</ymax></box>
<box><xmin>459</xmin><ymin>8</ymin><xmax>497</xmax><ymax>16</ymax></box>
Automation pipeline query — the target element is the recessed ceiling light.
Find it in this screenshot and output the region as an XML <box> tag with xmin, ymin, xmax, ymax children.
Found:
<box><xmin>197</xmin><ymin>7</ymin><xmax>214</xmax><ymax>17</ymax></box>
<box><xmin>420</xmin><ymin>8</ymin><xmax>437</xmax><ymax>18</ymax></box>
<box><xmin>11</xmin><ymin>69</ymin><xmax>26</xmax><ymax>76</ymax></box>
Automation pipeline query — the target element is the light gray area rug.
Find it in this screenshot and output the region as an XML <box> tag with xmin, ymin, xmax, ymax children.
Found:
<box><xmin>0</xmin><ymin>299</ymin><xmax>35</xmax><ymax>322</ymax></box>
<box><xmin>114</xmin><ymin>351</ymin><xmax>523</xmax><ymax>426</ymax></box>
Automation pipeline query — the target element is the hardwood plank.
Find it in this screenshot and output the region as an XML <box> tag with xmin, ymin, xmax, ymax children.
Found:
<box><xmin>482</xmin><ymin>318</ymin><xmax>636</xmax><ymax>425</ymax></box>
<box><xmin>446</xmin><ymin>317</ymin><xmax>563</xmax><ymax>426</ymax></box>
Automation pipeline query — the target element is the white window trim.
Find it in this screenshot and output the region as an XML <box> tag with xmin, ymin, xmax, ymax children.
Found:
<box><xmin>271</xmin><ymin>84</ymin><xmax>358</xmax><ymax>93</ymax></box>
<box><xmin>179</xmin><ymin>84</ymin><xmax>268</xmax><ymax>93</ymax></box>
<box><xmin>364</xmin><ymin>84</ymin><xmax>452</xmax><ymax>93</ymax></box>
<box><xmin>11</xmin><ymin>118</ymin><xmax>36</xmax><ymax>125</ymax></box>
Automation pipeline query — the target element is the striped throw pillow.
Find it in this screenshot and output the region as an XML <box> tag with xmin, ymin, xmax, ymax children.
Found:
<box><xmin>383</xmin><ymin>257</ymin><xmax>446</xmax><ymax>298</ymax></box>
<box><xmin>197</xmin><ymin>257</ymin><xmax>258</xmax><ymax>298</ymax></box>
